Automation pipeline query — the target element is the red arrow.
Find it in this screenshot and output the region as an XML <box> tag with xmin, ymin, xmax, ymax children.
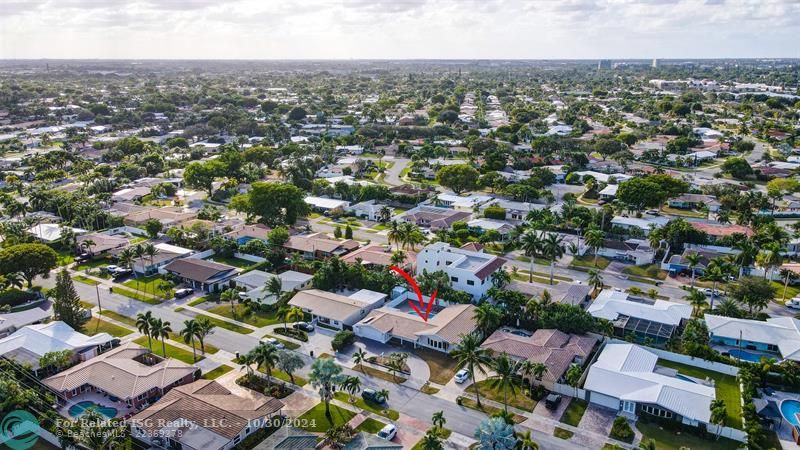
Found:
<box><xmin>389</xmin><ymin>265</ymin><xmax>437</xmax><ymax>322</ymax></box>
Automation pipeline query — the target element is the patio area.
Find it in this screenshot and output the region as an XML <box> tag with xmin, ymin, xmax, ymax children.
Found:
<box><xmin>57</xmin><ymin>391</ymin><xmax>140</xmax><ymax>420</ymax></box>
<box><xmin>761</xmin><ymin>389</ymin><xmax>800</xmax><ymax>450</ymax></box>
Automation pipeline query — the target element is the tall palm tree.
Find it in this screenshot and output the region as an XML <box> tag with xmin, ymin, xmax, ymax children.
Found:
<box><xmin>117</xmin><ymin>247</ymin><xmax>135</xmax><ymax>272</ymax></box>
<box><xmin>734</xmin><ymin>238</ymin><xmax>758</xmax><ymax>279</ymax></box>
<box><xmin>780</xmin><ymin>268</ymin><xmax>799</xmax><ymax>303</ymax></box>
<box><xmin>451</xmin><ymin>333</ymin><xmax>492</xmax><ymax>408</ymax></box>
<box><xmin>542</xmin><ymin>232</ymin><xmax>564</xmax><ymax>285</ymax></box>
<box><xmin>473</xmin><ymin>303</ymin><xmax>501</xmax><ymax>337</ymax></box>
<box><xmin>352</xmin><ymin>348</ymin><xmax>368</xmax><ymax>373</ymax></box>
<box><xmin>431</xmin><ymin>411</ymin><xmax>446</xmax><ymax>431</ymax></box>
<box><xmin>565</xmin><ymin>364</ymin><xmax>583</xmax><ymax>397</ymax></box>
<box><xmin>133</xmin><ymin>244</ymin><xmax>146</xmax><ymax>281</ymax></box>
<box><xmin>220</xmin><ymin>288</ymin><xmax>239</xmax><ymax>318</ymax></box>
<box><xmin>515</xmin><ymin>430</ymin><xmax>539</xmax><ymax>450</ymax></box>
<box><xmin>758</xmin><ymin>242</ymin><xmax>783</xmax><ymax>280</ymax></box>
<box><xmin>143</xmin><ymin>243</ymin><xmax>159</xmax><ymax>294</ymax></box>
<box><xmin>264</xmin><ymin>276</ymin><xmax>283</xmax><ymax>302</ymax></box>
<box><xmin>583</xmin><ymin>228</ymin><xmax>604</xmax><ymax>267</ymax></box>
<box><xmin>685</xmin><ymin>288</ymin><xmax>708</xmax><ymax>318</ymax></box>
<box><xmin>710</xmin><ymin>399</ymin><xmax>727</xmax><ymax>440</ymax></box>
<box><xmin>702</xmin><ymin>261</ymin><xmax>726</xmax><ymax>310</ymax></box>
<box><xmin>685</xmin><ymin>252</ymin><xmax>701</xmax><ymax>288</ymax></box>
<box><xmin>520</xmin><ymin>230</ymin><xmax>542</xmax><ymax>283</ymax></box>
<box><xmin>195</xmin><ymin>318</ymin><xmax>215</xmax><ymax>355</ymax></box>
<box><xmin>340</xmin><ymin>375</ymin><xmax>362</xmax><ymax>402</ymax></box>
<box><xmin>136</xmin><ymin>311</ymin><xmax>154</xmax><ymax>350</ymax></box>
<box><xmin>149</xmin><ymin>318</ymin><xmax>172</xmax><ymax>358</ymax></box>
<box><xmin>588</xmin><ymin>269</ymin><xmax>604</xmax><ymax>294</ymax></box>
<box><xmin>252</xmin><ymin>343</ymin><xmax>281</xmax><ymax>386</ymax></box>
<box><xmin>489</xmin><ymin>353</ymin><xmax>520</xmax><ymax>413</ymax></box>
<box><xmin>714</xmin><ymin>298</ymin><xmax>741</xmax><ymax>318</ymax></box>
<box><xmin>309</xmin><ymin>357</ymin><xmax>346</xmax><ymax>416</ymax></box>
<box><xmin>180</xmin><ymin>319</ymin><xmax>201</xmax><ymax>362</ymax></box>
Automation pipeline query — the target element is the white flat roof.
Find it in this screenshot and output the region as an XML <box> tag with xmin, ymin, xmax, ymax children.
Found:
<box><xmin>304</xmin><ymin>196</ymin><xmax>350</xmax><ymax>209</ymax></box>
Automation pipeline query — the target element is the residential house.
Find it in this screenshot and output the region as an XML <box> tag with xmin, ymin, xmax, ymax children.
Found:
<box><xmin>124</xmin><ymin>207</ymin><xmax>197</xmax><ymax>228</ymax></box>
<box><xmin>587</xmin><ymin>290</ymin><xmax>692</xmax><ymax>345</ymax></box>
<box><xmin>480</xmin><ymin>199</ymin><xmax>542</xmax><ymax>222</ymax></box>
<box><xmin>394</xmin><ymin>206</ymin><xmax>471</xmax><ymax>230</ymax></box>
<box><xmin>434</xmin><ymin>193</ymin><xmax>493</xmax><ymax>212</ymax></box>
<box><xmin>343</xmin><ymin>433</ymin><xmax>402</xmax><ymax>450</ymax></box>
<box><xmin>304</xmin><ymin>196</ymin><xmax>350</xmax><ymax>213</ymax></box>
<box><xmin>689</xmin><ymin>222</ymin><xmax>753</xmax><ymax>242</ymax></box>
<box><xmin>0</xmin><ymin>321</ymin><xmax>115</xmax><ymax>374</ymax></box>
<box><xmin>224</xmin><ymin>224</ymin><xmax>271</xmax><ymax>245</ymax></box>
<box><xmin>597</xmin><ymin>239</ymin><xmax>656</xmax><ymax>266</ymax></box>
<box><xmin>347</xmin><ymin>199</ymin><xmax>386</xmax><ymax>221</ymax></box>
<box><xmin>27</xmin><ymin>223</ymin><xmax>88</xmax><ymax>243</ymax></box>
<box><xmin>253</xmin><ymin>426</ymin><xmax>317</xmax><ymax>450</ymax></box>
<box><xmin>416</xmin><ymin>242</ymin><xmax>506</xmax><ymax>299</ymax></box>
<box><xmin>129</xmin><ymin>242</ymin><xmax>194</xmax><ymax>275</ymax></box>
<box><xmin>233</xmin><ymin>270</ymin><xmax>312</xmax><ymax>304</ymax></box>
<box><xmin>112</xmin><ymin>186</ymin><xmax>151</xmax><ymax>203</ymax></box>
<box><xmin>76</xmin><ymin>232</ymin><xmax>130</xmax><ymax>254</ymax></box>
<box><xmin>0</xmin><ymin>302</ymin><xmax>52</xmax><ymax>338</ymax></box>
<box><xmin>162</xmin><ymin>258</ymin><xmax>239</xmax><ymax>293</ymax></box>
<box><xmin>354</xmin><ymin>303</ymin><xmax>478</xmax><ymax>353</ymax></box>
<box><xmin>598</xmin><ymin>184</ymin><xmax>618</xmax><ymax>201</ymax></box>
<box><xmin>668</xmin><ymin>194</ymin><xmax>720</xmax><ymax>212</ymax></box>
<box><xmin>340</xmin><ymin>243</ymin><xmax>416</xmax><ymax>270</ymax></box>
<box><xmin>584</xmin><ymin>343</ymin><xmax>716</xmax><ymax>427</ymax></box>
<box><xmin>666</xmin><ymin>248</ymin><xmax>726</xmax><ymax>276</ymax></box>
<box><xmin>481</xmin><ymin>329</ymin><xmax>598</xmax><ymax>390</ymax></box>
<box><xmin>283</xmin><ymin>233</ymin><xmax>359</xmax><ymax>259</ymax></box>
<box><xmin>705</xmin><ymin>314</ymin><xmax>800</xmax><ymax>362</ymax></box>
<box><xmin>572</xmin><ymin>171</ymin><xmax>632</xmax><ymax>184</ymax></box>
<box><xmin>467</xmin><ymin>218</ymin><xmax>514</xmax><ymax>241</ymax></box>
<box><xmin>610</xmin><ymin>216</ymin><xmax>669</xmax><ymax>236</ymax></box>
<box><xmin>131</xmin><ymin>380</ymin><xmax>284</xmax><ymax>450</ymax></box>
<box><xmin>288</xmin><ymin>289</ymin><xmax>387</xmax><ymax>330</ymax></box>
<box><xmin>44</xmin><ymin>342</ymin><xmax>198</xmax><ymax>410</ymax></box>
<box><xmin>558</xmin><ymin>284</ymin><xmax>592</xmax><ymax>307</ymax></box>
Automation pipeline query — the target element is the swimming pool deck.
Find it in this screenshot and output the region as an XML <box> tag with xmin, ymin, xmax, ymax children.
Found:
<box><xmin>761</xmin><ymin>390</ymin><xmax>800</xmax><ymax>450</ymax></box>
<box><xmin>57</xmin><ymin>391</ymin><xmax>139</xmax><ymax>419</ymax></box>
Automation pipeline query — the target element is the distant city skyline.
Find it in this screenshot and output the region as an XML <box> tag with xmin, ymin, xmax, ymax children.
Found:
<box><xmin>1</xmin><ymin>0</ymin><xmax>798</xmax><ymax>60</ymax></box>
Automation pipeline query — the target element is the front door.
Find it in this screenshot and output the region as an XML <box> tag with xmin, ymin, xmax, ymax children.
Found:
<box><xmin>622</xmin><ymin>401</ymin><xmax>635</xmax><ymax>414</ymax></box>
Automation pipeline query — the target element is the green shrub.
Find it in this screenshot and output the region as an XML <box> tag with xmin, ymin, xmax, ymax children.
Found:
<box><xmin>331</xmin><ymin>330</ymin><xmax>356</xmax><ymax>351</ymax></box>
<box><xmin>0</xmin><ymin>289</ymin><xmax>38</xmax><ymax>308</ymax></box>
<box><xmin>484</xmin><ymin>206</ymin><xmax>506</xmax><ymax>220</ymax></box>
<box><xmin>609</xmin><ymin>416</ymin><xmax>634</xmax><ymax>443</ymax></box>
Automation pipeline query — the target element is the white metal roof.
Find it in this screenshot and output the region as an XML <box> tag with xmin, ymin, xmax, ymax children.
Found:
<box><xmin>588</xmin><ymin>290</ymin><xmax>692</xmax><ymax>326</ymax></box>
<box><xmin>584</xmin><ymin>343</ymin><xmax>715</xmax><ymax>423</ymax></box>
<box><xmin>0</xmin><ymin>321</ymin><xmax>114</xmax><ymax>361</ymax></box>
<box><xmin>304</xmin><ymin>196</ymin><xmax>350</xmax><ymax>210</ymax></box>
<box><xmin>705</xmin><ymin>314</ymin><xmax>800</xmax><ymax>361</ymax></box>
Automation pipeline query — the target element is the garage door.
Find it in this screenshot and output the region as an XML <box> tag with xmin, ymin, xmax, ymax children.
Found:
<box><xmin>589</xmin><ymin>391</ymin><xmax>621</xmax><ymax>410</ymax></box>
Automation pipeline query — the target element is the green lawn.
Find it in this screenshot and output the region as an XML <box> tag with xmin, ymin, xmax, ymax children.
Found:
<box><xmin>192</xmin><ymin>313</ymin><xmax>254</xmax><ymax>334</ymax></box>
<box><xmin>570</xmin><ymin>255</ymin><xmax>611</xmax><ymax>270</ymax></box>
<box><xmin>622</xmin><ymin>264</ymin><xmax>667</xmax><ymax>280</ymax></box>
<box><xmin>133</xmin><ymin>336</ymin><xmax>204</xmax><ymax>364</ymax></box>
<box><xmin>98</xmin><ymin>309</ymin><xmax>137</xmax><ymax>327</ymax></box>
<box><xmin>515</xmin><ymin>255</ymin><xmax>551</xmax><ymax>265</ymax></box>
<box><xmin>414</xmin><ymin>348</ymin><xmax>460</xmax><ymax>385</ymax></box>
<box><xmin>553</xmin><ymin>427</ymin><xmax>574</xmax><ymax>440</ymax></box>
<box><xmin>333</xmin><ymin>392</ymin><xmax>400</xmax><ymax>420</ymax></box>
<box><xmin>296</xmin><ymin>403</ymin><xmax>356</xmax><ymax>432</ymax></box>
<box><xmin>207</xmin><ymin>255</ymin><xmax>257</xmax><ymax>269</ymax></box>
<box><xmin>53</xmin><ymin>248</ymin><xmax>74</xmax><ymax>266</ymax></box>
<box><xmin>207</xmin><ymin>303</ymin><xmax>281</xmax><ymax>328</ymax></box>
<box><xmin>188</xmin><ymin>296</ymin><xmax>208</xmax><ymax>306</ymax></box>
<box><xmin>660</xmin><ymin>206</ymin><xmax>708</xmax><ymax>218</ymax></box>
<box><xmin>84</xmin><ymin>317</ymin><xmax>132</xmax><ymax>337</ymax></box>
<box><xmin>560</xmin><ymin>399</ymin><xmax>587</xmax><ymax>427</ymax></box>
<box><xmin>512</xmin><ymin>272</ymin><xmax>554</xmax><ymax>285</ymax></box>
<box><xmin>113</xmin><ymin>286</ymin><xmax>162</xmax><ymax>305</ymax></box>
<box><xmin>72</xmin><ymin>275</ymin><xmax>100</xmax><ymax>286</ymax></box>
<box><xmin>355</xmin><ymin>417</ymin><xmax>387</xmax><ymax>433</ymax></box>
<box><xmin>635</xmin><ymin>421</ymin><xmax>743</xmax><ymax>450</ymax></box>
<box><xmin>656</xmin><ymin>360</ymin><xmax>742</xmax><ymax>429</ymax></box>
<box><xmin>457</xmin><ymin>397</ymin><xmax>526</xmax><ymax>423</ymax></box>
<box><xmin>123</xmin><ymin>275</ymin><xmax>175</xmax><ymax>299</ymax></box>
<box><xmin>74</xmin><ymin>257</ymin><xmax>113</xmax><ymax>271</ymax></box>
<box><xmin>772</xmin><ymin>281</ymin><xmax>800</xmax><ymax>301</ymax></box>
<box><xmin>465</xmin><ymin>378</ymin><xmax>536</xmax><ymax>412</ymax></box>
<box><xmin>202</xmin><ymin>365</ymin><xmax>233</xmax><ymax>380</ymax></box>
<box><xmin>353</xmin><ymin>364</ymin><xmax>406</xmax><ymax>383</ymax></box>
<box><xmin>259</xmin><ymin>367</ymin><xmax>308</xmax><ymax>386</ymax></box>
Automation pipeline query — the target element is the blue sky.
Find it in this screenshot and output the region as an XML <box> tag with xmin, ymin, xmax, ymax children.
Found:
<box><xmin>0</xmin><ymin>0</ymin><xmax>797</xmax><ymax>59</ymax></box>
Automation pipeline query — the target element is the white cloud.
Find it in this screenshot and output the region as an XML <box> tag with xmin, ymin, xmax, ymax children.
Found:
<box><xmin>0</xmin><ymin>0</ymin><xmax>797</xmax><ymax>58</ymax></box>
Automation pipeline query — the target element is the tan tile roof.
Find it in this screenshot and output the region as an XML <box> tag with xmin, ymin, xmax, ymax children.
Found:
<box><xmin>44</xmin><ymin>343</ymin><xmax>198</xmax><ymax>400</ymax></box>
<box><xmin>284</xmin><ymin>233</ymin><xmax>359</xmax><ymax>254</ymax></box>
<box><xmin>132</xmin><ymin>380</ymin><xmax>284</xmax><ymax>440</ymax></box>
<box><xmin>359</xmin><ymin>304</ymin><xmax>478</xmax><ymax>345</ymax></box>
<box><xmin>482</xmin><ymin>329</ymin><xmax>597</xmax><ymax>382</ymax></box>
<box><xmin>340</xmin><ymin>244</ymin><xmax>417</xmax><ymax>267</ymax></box>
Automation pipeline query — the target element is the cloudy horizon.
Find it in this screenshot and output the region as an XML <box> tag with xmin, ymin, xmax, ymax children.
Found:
<box><xmin>1</xmin><ymin>0</ymin><xmax>798</xmax><ymax>60</ymax></box>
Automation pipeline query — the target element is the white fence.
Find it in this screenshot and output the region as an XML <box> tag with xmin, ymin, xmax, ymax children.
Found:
<box><xmin>705</xmin><ymin>423</ymin><xmax>748</xmax><ymax>442</ymax></box>
<box><xmin>234</xmin><ymin>252</ymin><xmax>266</xmax><ymax>263</ymax></box>
<box><xmin>607</xmin><ymin>339</ymin><xmax>740</xmax><ymax>376</ymax></box>
<box><xmin>552</xmin><ymin>383</ymin><xmax>587</xmax><ymax>400</ymax></box>
<box><xmin>186</xmin><ymin>249</ymin><xmax>215</xmax><ymax>260</ymax></box>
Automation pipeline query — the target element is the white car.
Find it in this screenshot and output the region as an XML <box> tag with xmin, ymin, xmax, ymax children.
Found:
<box><xmin>377</xmin><ymin>424</ymin><xmax>397</xmax><ymax>441</ymax></box>
<box><xmin>454</xmin><ymin>369</ymin><xmax>470</xmax><ymax>384</ymax></box>
<box><xmin>105</xmin><ymin>265</ymin><xmax>120</xmax><ymax>273</ymax></box>
<box><xmin>260</xmin><ymin>337</ymin><xmax>285</xmax><ymax>349</ymax></box>
<box><xmin>788</xmin><ymin>298</ymin><xmax>800</xmax><ymax>310</ymax></box>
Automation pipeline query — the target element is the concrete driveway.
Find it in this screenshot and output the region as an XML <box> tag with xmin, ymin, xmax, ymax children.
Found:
<box><xmin>578</xmin><ymin>404</ymin><xmax>617</xmax><ymax>437</ymax></box>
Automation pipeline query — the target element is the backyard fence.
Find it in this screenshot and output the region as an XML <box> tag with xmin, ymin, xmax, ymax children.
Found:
<box><xmin>234</xmin><ymin>252</ymin><xmax>266</xmax><ymax>263</ymax></box>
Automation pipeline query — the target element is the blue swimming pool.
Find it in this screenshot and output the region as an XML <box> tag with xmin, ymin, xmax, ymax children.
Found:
<box><xmin>781</xmin><ymin>400</ymin><xmax>800</xmax><ymax>427</ymax></box>
<box><xmin>728</xmin><ymin>348</ymin><xmax>766</xmax><ymax>363</ymax></box>
<box><xmin>67</xmin><ymin>401</ymin><xmax>117</xmax><ymax>419</ymax></box>
<box><xmin>675</xmin><ymin>374</ymin><xmax>696</xmax><ymax>383</ymax></box>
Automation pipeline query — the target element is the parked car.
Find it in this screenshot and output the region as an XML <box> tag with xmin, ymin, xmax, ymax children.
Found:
<box><xmin>260</xmin><ymin>337</ymin><xmax>285</xmax><ymax>349</ymax></box>
<box><xmin>703</xmin><ymin>288</ymin><xmax>721</xmax><ymax>297</ymax></box>
<box><xmin>75</xmin><ymin>253</ymin><xmax>91</xmax><ymax>263</ymax></box>
<box><xmin>362</xmin><ymin>388</ymin><xmax>386</xmax><ymax>404</ymax></box>
<box><xmin>104</xmin><ymin>265</ymin><xmax>120</xmax><ymax>274</ymax></box>
<box><xmin>788</xmin><ymin>298</ymin><xmax>800</xmax><ymax>310</ymax></box>
<box><xmin>377</xmin><ymin>424</ymin><xmax>397</xmax><ymax>441</ymax></box>
<box><xmin>545</xmin><ymin>393</ymin><xmax>562</xmax><ymax>410</ymax></box>
<box><xmin>454</xmin><ymin>369</ymin><xmax>470</xmax><ymax>384</ymax></box>
<box><xmin>293</xmin><ymin>322</ymin><xmax>314</xmax><ymax>332</ymax></box>
<box><xmin>174</xmin><ymin>288</ymin><xmax>193</xmax><ymax>299</ymax></box>
<box><xmin>112</xmin><ymin>268</ymin><xmax>132</xmax><ymax>280</ymax></box>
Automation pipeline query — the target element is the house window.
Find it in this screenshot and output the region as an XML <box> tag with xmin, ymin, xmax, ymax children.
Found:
<box><xmin>451</xmin><ymin>277</ymin><xmax>458</xmax><ymax>282</ymax></box>
<box><xmin>642</xmin><ymin>405</ymin><xmax>672</xmax><ymax>418</ymax></box>
<box><xmin>467</xmin><ymin>280</ymin><xmax>474</xmax><ymax>286</ymax></box>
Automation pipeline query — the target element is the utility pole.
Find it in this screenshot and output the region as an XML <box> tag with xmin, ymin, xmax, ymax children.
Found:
<box><xmin>95</xmin><ymin>284</ymin><xmax>103</xmax><ymax>315</ymax></box>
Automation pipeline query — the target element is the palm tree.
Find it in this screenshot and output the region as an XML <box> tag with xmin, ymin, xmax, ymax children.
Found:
<box><xmin>638</xmin><ymin>439</ymin><xmax>656</xmax><ymax>450</ymax></box>
<box><xmin>239</xmin><ymin>352</ymin><xmax>256</xmax><ymax>376</ymax></box>
<box><xmin>685</xmin><ymin>288</ymin><xmax>708</xmax><ymax>318</ymax></box>
<box><xmin>196</xmin><ymin>318</ymin><xmax>215</xmax><ymax>355</ymax></box>
<box><xmin>588</xmin><ymin>269</ymin><xmax>604</xmax><ymax>294</ymax></box>
<box><xmin>143</xmin><ymin>243</ymin><xmax>159</xmax><ymax>294</ymax></box>
<box><xmin>565</xmin><ymin>364</ymin><xmax>583</xmax><ymax>397</ymax></box>
<box><xmin>321</xmin><ymin>425</ymin><xmax>355</xmax><ymax>450</ymax></box>
<box><xmin>474</xmin><ymin>417</ymin><xmax>517</xmax><ymax>450</ymax></box>
<box><xmin>280</xmin><ymin>305</ymin><xmax>305</xmax><ymax>331</ymax></box>
<box><xmin>377</xmin><ymin>388</ymin><xmax>390</xmax><ymax>403</ymax></box>
<box><xmin>352</xmin><ymin>348</ymin><xmax>368</xmax><ymax>373</ymax></box>
<box><xmin>710</xmin><ymin>399</ymin><xmax>727</xmax><ymax>440</ymax></box>
<box><xmin>542</xmin><ymin>232</ymin><xmax>564</xmax><ymax>285</ymax></box>
<box><xmin>584</xmin><ymin>228</ymin><xmax>604</xmax><ymax>267</ymax></box>
<box><xmin>489</xmin><ymin>353</ymin><xmax>520</xmax><ymax>413</ymax></box>
<box><xmin>702</xmin><ymin>261</ymin><xmax>726</xmax><ymax>310</ymax></box>
<box><xmin>136</xmin><ymin>311</ymin><xmax>154</xmax><ymax>350</ymax></box>
<box><xmin>387</xmin><ymin>221</ymin><xmax>401</xmax><ymax>250</ymax></box>
<box><xmin>420</xmin><ymin>431</ymin><xmax>444</xmax><ymax>450</ymax></box>
<box><xmin>520</xmin><ymin>230</ymin><xmax>542</xmax><ymax>283</ymax></box>
<box><xmin>780</xmin><ymin>268</ymin><xmax>798</xmax><ymax>303</ymax></box>
<box><xmin>758</xmin><ymin>242</ymin><xmax>783</xmax><ymax>280</ymax></box>
<box><xmin>473</xmin><ymin>303</ymin><xmax>501</xmax><ymax>337</ymax></box>
<box><xmin>714</xmin><ymin>298</ymin><xmax>741</xmax><ymax>318</ymax></box>
<box><xmin>431</xmin><ymin>410</ymin><xmax>446</xmax><ymax>432</ymax></box>
<box><xmin>451</xmin><ymin>333</ymin><xmax>492</xmax><ymax>408</ymax></box>
<box><xmin>264</xmin><ymin>276</ymin><xmax>282</xmax><ymax>302</ymax></box>
<box><xmin>685</xmin><ymin>252</ymin><xmax>701</xmax><ymax>288</ymax></box>
<box><xmin>80</xmin><ymin>239</ymin><xmax>96</xmax><ymax>255</ymax></box>
<box><xmin>180</xmin><ymin>319</ymin><xmax>201</xmax><ymax>362</ymax></box>
<box><xmin>117</xmin><ymin>247</ymin><xmax>135</xmax><ymax>272</ymax></box>
<box><xmin>515</xmin><ymin>430</ymin><xmax>539</xmax><ymax>450</ymax></box>
<box><xmin>220</xmin><ymin>288</ymin><xmax>239</xmax><ymax>318</ymax></box>
<box><xmin>341</xmin><ymin>375</ymin><xmax>362</xmax><ymax>402</ymax></box>
<box><xmin>133</xmin><ymin>244</ymin><xmax>146</xmax><ymax>281</ymax></box>
<box><xmin>734</xmin><ymin>238</ymin><xmax>758</xmax><ymax>279</ymax></box>
<box><xmin>309</xmin><ymin>357</ymin><xmax>346</xmax><ymax>416</ymax></box>
<box><xmin>150</xmin><ymin>318</ymin><xmax>172</xmax><ymax>358</ymax></box>
<box><xmin>252</xmin><ymin>342</ymin><xmax>281</xmax><ymax>386</ymax></box>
